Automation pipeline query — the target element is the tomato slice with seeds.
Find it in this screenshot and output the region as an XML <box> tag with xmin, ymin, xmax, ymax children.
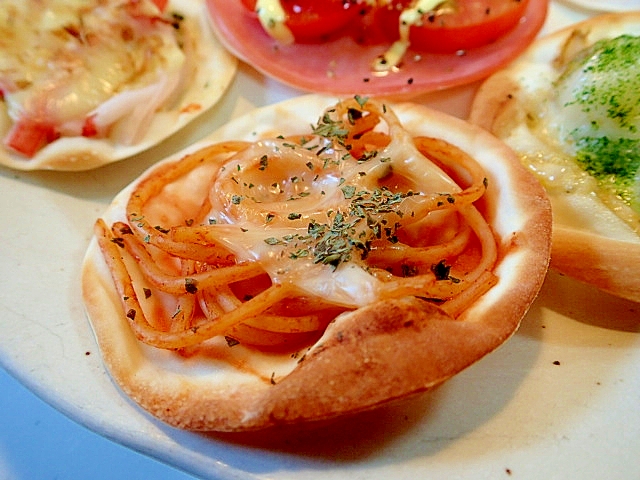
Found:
<box><xmin>209</xmin><ymin>0</ymin><xmax>549</xmax><ymax>97</ymax></box>
<box><xmin>379</xmin><ymin>0</ymin><xmax>531</xmax><ymax>53</ymax></box>
<box><xmin>240</xmin><ymin>0</ymin><xmax>360</xmax><ymax>42</ymax></box>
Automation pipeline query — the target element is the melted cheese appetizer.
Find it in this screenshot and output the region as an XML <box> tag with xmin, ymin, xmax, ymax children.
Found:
<box><xmin>470</xmin><ymin>13</ymin><xmax>640</xmax><ymax>302</ymax></box>
<box><xmin>82</xmin><ymin>95</ymin><xmax>551</xmax><ymax>431</ymax></box>
<box><xmin>0</xmin><ymin>0</ymin><xmax>236</xmax><ymax>170</ymax></box>
<box><xmin>252</xmin><ymin>0</ymin><xmax>449</xmax><ymax>71</ymax></box>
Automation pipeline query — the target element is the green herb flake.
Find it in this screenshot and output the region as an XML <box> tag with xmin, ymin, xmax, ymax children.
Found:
<box><xmin>354</xmin><ymin>95</ymin><xmax>369</xmax><ymax>107</ymax></box>
<box><xmin>341</xmin><ymin>185</ymin><xmax>357</xmax><ymax>199</ymax></box>
<box><xmin>264</xmin><ymin>237</ymin><xmax>283</xmax><ymax>245</ymax></box>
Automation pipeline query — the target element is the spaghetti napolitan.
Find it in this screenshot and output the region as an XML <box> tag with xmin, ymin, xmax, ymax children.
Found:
<box><xmin>82</xmin><ymin>96</ymin><xmax>552</xmax><ymax>431</ymax></box>
<box><xmin>98</xmin><ymin>98</ymin><xmax>495</xmax><ymax>348</ymax></box>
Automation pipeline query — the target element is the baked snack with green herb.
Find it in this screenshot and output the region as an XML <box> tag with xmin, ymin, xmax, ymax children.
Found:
<box><xmin>82</xmin><ymin>95</ymin><xmax>551</xmax><ymax>431</ymax></box>
<box><xmin>469</xmin><ymin>13</ymin><xmax>640</xmax><ymax>303</ymax></box>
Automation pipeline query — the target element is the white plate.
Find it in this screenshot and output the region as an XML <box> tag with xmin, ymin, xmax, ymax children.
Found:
<box><xmin>1</xmin><ymin>3</ymin><xmax>640</xmax><ymax>479</ymax></box>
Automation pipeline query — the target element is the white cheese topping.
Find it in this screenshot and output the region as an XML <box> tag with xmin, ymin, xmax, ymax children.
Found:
<box><xmin>0</xmin><ymin>0</ymin><xmax>187</xmax><ymax>152</ymax></box>
<box><xmin>201</xmin><ymin>108</ymin><xmax>458</xmax><ymax>307</ymax></box>
<box><xmin>530</xmin><ymin>34</ymin><xmax>640</xmax><ymax>234</ymax></box>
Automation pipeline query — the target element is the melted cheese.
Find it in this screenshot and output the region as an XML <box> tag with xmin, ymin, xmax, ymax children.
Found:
<box><xmin>497</xmin><ymin>33</ymin><xmax>640</xmax><ymax>240</ymax></box>
<box><xmin>546</xmin><ymin>36</ymin><xmax>640</xmax><ymax>154</ymax></box>
<box><xmin>203</xmin><ymin>116</ymin><xmax>458</xmax><ymax>308</ymax></box>
<box><xmin>0</xmin><ymin>0</ymin><xmax>186</xmax><ymax>143</ymax></box>
<box><xmin>505</xmin><ymin>123</ymin><xmax>639</xmax><ymax>241</ymax></box>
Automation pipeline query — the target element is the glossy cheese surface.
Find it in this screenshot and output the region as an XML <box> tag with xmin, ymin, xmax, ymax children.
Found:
<box><xmin>204</xmin><ymin>123</ymin><xmax>458</xmax><ymax>308</ymax></box>
<box><xmin>0</xmin><ymin>0</ymin><xmax>186</xmax><ymax>137</ymax></box>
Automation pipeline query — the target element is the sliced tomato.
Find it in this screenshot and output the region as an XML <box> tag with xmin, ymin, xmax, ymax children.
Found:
<box><xmin>5</xmin><ymin>119</ymin><xmax>58</xmax><ymax>158</ymax></box>
<box><xmin>82</xmin><ymin>115</ymin><xmax>99</xmax><ymax>138</ymax></box>
<box><xmin>380</xmin><ymin>0</ymin><xmax>531</xmax><ymax>53</ymax></box>
<box><xmin>151</xmin><ymin>0</ymin><xmax>169</xmax><ymax>11</ymax></box>
<box><xmin>125</xmin><ymin>0</ymin><xmax>169</xmax><ymax>19</ymax></box>
<box><xmin>208</xmin><ymin>0</ymin><xmax>549</xmax><ymax>97</ymax></box>
<box><xmin>240</xmin><ymin>0</ymin><xmax>360</xmax><ymax>42</ymax></box>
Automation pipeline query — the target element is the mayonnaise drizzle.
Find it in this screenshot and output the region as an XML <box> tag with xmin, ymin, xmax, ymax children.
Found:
<box><xmin>255</xmin><ymin>0</ymin><xmax>294</xmax><ymax>44</ymax></box>
<box><xmin>373</xmin><ymin>0</ymin><xmax>447</xmax><ymax>72</ymax></box>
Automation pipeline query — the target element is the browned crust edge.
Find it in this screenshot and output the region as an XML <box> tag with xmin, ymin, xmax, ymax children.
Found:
<box><xmin>552</xmin><ymin>226</ymin><xmax>640</xmax><ymax>303</ymax></box>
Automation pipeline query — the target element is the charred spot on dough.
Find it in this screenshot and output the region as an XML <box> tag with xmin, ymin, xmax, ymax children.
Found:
<box><xmin>117</xmin><ymin>224</ymin><xmax>134</xmax><ymax>235</ymax></box>
<box><xmin>111</xmin><ymin>237</ymin><xmax>126</xmax><ymax>248</ymax></box>
<box><xmin>225</xmin><ymin>336</ymin><xmax>240</xmax><ymax>347</ymax></box>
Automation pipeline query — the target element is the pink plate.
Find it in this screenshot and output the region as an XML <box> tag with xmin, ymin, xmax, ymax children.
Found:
<box><xmin>207</xmin><ymin>0</ymin><xmax>549</xmax><ymax>98</ymax></box>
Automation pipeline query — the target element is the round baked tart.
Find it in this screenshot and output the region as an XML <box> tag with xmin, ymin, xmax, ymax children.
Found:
<box><xmin>469</xmin><ymin>13</ymin><xmax>640</xmax><ymax>303</ymax></box>
<box><xmin>0</xmin><ymin>0</ymin><xmax>237</xmax><ymax>171</ymax></box>
<box><xmin>82</xmin><ymin>95</ymin><xmax>552</xmax><ymax>431</ymax></box>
